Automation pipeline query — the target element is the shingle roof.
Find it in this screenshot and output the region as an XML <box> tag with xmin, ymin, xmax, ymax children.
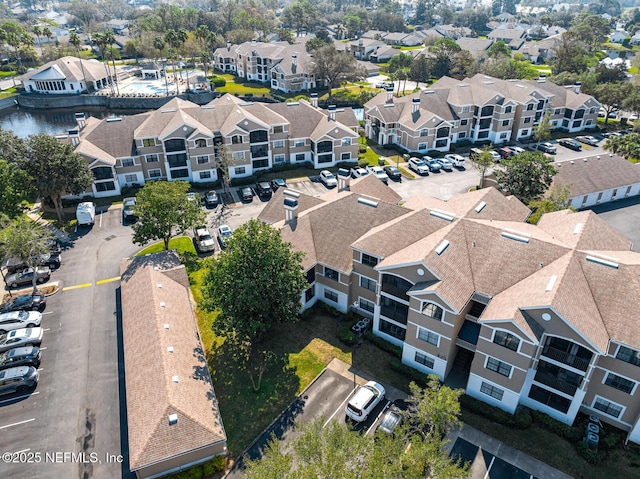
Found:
<box><xmin>120</xmin><ymin>252</ymin><xmax>226</xmax><ymax>471</ymax></box>
<box><xmin>82</xmin><ymin>114</ymin><xmax>150</xmax><ymax>160</ymax></box>
<box><xmin>21</xmin><ymin>56</ymin><xmax>111</xmax><ymax>83</ymax></box>
<box><xmin>551</xmin><ymin>154</ymin><xmax>640</xmax><ymax>198</ymax></box>
<box><xmin>258</xmin><ymin>187</ymin><xmax>326</xmax><ymax>225</ymax></box>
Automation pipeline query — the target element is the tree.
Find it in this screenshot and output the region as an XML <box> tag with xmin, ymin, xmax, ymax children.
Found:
<box><xmin>408</xmin><ymin>376</ymin><xmax>462</xmax><ymax>437</ymax></box>
<box><xmin>494</xmin><ymin>151</ymin><xmax>557</xmax><ymax>202</ymax></box>
<box><xmin>387</xmin><ymin>52</ymin><xmax>413</xmax><ymax>73</ymax></box>
<box><xmin>428</xmin><ymin>38</ymin><xmax>461</xmax><ymax>78</ymax></box>
<box><xmin>532</xmin><ymin>111</ymin><xmax>552</xmax><ymax>145</ymax></box>
<box><xmin>311</xmin><ymin>45</ymin><xmax>364</xmax><ymax>97</ymax></box>
<box><xmin>487</xmin><ymin>40</ymin><xmax>511</xmax><ymax>58</ymax></box>
<box><xmin>281</xmin><ymin>0</ymin><xmax>318</xmax><ymax>36</ymax></box>
<box><xmin>527</xmin><ymin>184</ymin><xmax>573</xmax><ymax>225</ymax></box>
<box><xmin>0</xmin><ymin>219</ymin><xmax>52</xmax><ymax>293</ymax></box>
<box><xmin>0</xmin><ymin>159</ymin><xmax>32</xmax><ymax>219</ymax></box>
<box><xmin>569</xmin><ymin>13</ymin><xmax>612</xmax><ymax>53</ymax></box>
<box><xmin>550</xmin><ymin>35</ymin><xmax>590</xmax><ymax>75</ymax></box>
<box><xmin>131</xmin><ymin>180</ymin><xmax>205</xmax><ymax>250</ymax></box>
<box><xmin>604</xmin><ymin>133</ymin><xmax>640</xmax><ymax>160</ymax></box>
<box><xmin>201</xmin><ymin>218</ymin><xmax>308</xmax><ymax>342</ymax></box>
<box><xmin>593</xmin><ymin>82</ymin><xmax>632</xmax><ymax>124</ymax></box>
<box><xmin>472</xmin><ymin>147</ymin><xmax>495</xmax><ymax>189</ymax></box>
<box><xmin>69</xmin><ymin>32</ymin><xmax>87</xmax><ymax>91</ymax></box>
<box><xmin>19</xmin><ymin>134</ymin><xmax>93</xmax><ymax>224</ymax></box>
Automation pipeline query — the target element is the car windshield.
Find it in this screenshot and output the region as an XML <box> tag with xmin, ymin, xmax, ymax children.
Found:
<box><xmin>200</xmin><ymin>233</ymin><xmax>213</xmax><ymax>241</ymax></box>
<box><xmin>413</xmin><ymin>159</ymin><xmax>426</xmax><ymax>166</ymax></box>
<box><xmin>325</xmin><ymin>173</ymin><xmax>335</xmax><ymax>179</ymax></box>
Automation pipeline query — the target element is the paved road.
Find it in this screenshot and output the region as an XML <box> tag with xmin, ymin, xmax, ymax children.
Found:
<box><xmin>0</xmin><ymin>205</ymin><xmax>137</xmax><ymax>479</ymax></box>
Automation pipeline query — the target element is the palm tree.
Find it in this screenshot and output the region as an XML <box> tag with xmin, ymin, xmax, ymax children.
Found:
<box><xmin>153</xmin><ymin>36</ymin><xmax>169</xmax><ymax>96</ymax></box>
<box><xmin>164</xmin><ymin>29</ymin><xmax>180</xmax><ymax>94</ymax></box>
<box><xmin>103</xmin><ymin>31</ymin><xmax>119</xmax><ymax>95</ymax></box>
<box><xmin>176</xmin><ymin>28</ymin><xmax>188</xmax><ymax>88</ymax></box>
<box><xmin>32</xmin><ymin>25</ymin><xmax>41</xmax><ymax>51</ymax></box>
<box><xmin>195</xmin><ymin>26</ymin><xmax>216</xmax><ymax>90</ymax></box>
<box><xmin>69</xmin><ymin>32</ymin><xmax>87</xmax><ymax>92</ymax></box>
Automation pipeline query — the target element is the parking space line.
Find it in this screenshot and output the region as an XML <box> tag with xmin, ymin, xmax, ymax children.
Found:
<box><xmin>42</xmin><ymin>312</ymin><xmax>53</xmax><ymax>315</ymax></box>
<box><xmin>324</xmin><ymin>386</ymin><xmax>357</xmax><ymax>428</ymax></box>
<box><xmin>0</xmin><ymin>392</ymin><xmax>39</xmax><ymax>406</ymax></box>
<box><xmin>0</xmin><ymin>418</ymin><xmax>35</xmax><ymax>430</ymax></box>
<box><xmin>62</xmin><ymin>283</ymin><xmax>92</xmax><ymax>291</ymax></box>
<box><xmin>13</xmin><ymin>448</ymin><xmax>30</xmax><ymax>454</ymax></box>
<box><xmin>42</xmin><ymin>328</ymin><xmax>50</xmax><ymax>332</ymax></box>
<box><xmin>39</xmin><ymin>347</ymin><xmax>46</xmax><ymax>351</ymax></box>
<box><xmin>483</xmin><ymin>455</ymin><xmax>496</xmax><ymax>479</ymax></box>
<box><xmin>366</xmin><ymin>400</ymin><xmax>391</xmax><ymax>436</ymax></box>
<box><xmin>96</xmin><ymin>276</ymin><xmax>121</xmax><ymax>285</ymax></box>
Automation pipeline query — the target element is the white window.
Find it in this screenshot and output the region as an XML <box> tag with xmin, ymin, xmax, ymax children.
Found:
<box><xmin>499</xmin><ymin>132</ymin><xmax>508</xmax><ymax>139</ymax></box>
<box><xmin>197</xmin><ymin>156</ymin><xmax>209</xmax><ymax>164</ymax></box>
<box><xmin>423</xmin><ymin>303</ymin><xmax>443</xmax><ymax>321</ymax></box>
<box><xmin>121</xmin><ymin>158</ymin><xmax>135</xmax><ymax>167</ymax></box>
<box><xmin>341</xmin><ymin>137</ymin><xmax>352</xmax><ymax>146</ymax></box>
<box><xmin>124</xmin><ymin>174</ymin><xmax>137</xmax><ymax>183</ymax></box>
<box><xmin>458</xmin><ymin>132</ymin><xmax>466</xmax><ymax>139</ymax></box>
<box><xmin>461</xmin><ymin>105</ymin><xmax>471</xmax><ymax>113</ymax></box>
<box><xmin>418</xmin><ymin>143</ymin><xmax>427</xmax><ymax>150</ymax></box>
<box><xmin>592</xmin><ymin>396</ymin><xmax>624</xmax><ymax>418</ymax></box>
<box><xmin>294</xmin><ymin>139</ymin><xmax>305</xmax><ymax>147</ymax></box>
<box><xmin>235</xmin><ymin>166</ymin><xmax>246</xmax><ymax>175</ymax></box>
<box><xmin>485</xmin><ymin>356</ymin><xmax>512</xmax><ymax>377</ymax></box>
<box><xmin>359</xmin><ymin>275</ymin><xmax>376</xmax><ymax>291</ymax></box>
<box><xmin>359</xmin><ymin>297</ymin><xmax>375</xmax><ymax>313</ymax></box>
<box><xmin>273</xmin><ymin>140</ymin><xmax>285</xmax><ymax>148</ymax></box>
<box><xmin>274</xmin><ymin>154</ymin><xmax>286</xmax><ymax>164</ymax></box>
<box><xmin>148</xmin><ymin>168</ymin><xmax>162</xmax><ymax>178</ymax></box>
<box><xmin>604</xmin><ymin>373</ymin><xmax>635</xmax><ymax>394</ymax></box>
<box><xmin>480</xmin><ymin>382</ymin><xmax>504</xmax><ymax>400</ymax></box>
<box><xmin>521</xmin><ymin>129</ymin><xmax>529</xmax><ymax>136</ymax></box>
<box><xmin>232</xmin><ymin>151</ymin><xmax>245</xmax><ymax>160</ymax></box>
<box><xmin>415</xmin><ymin>351</ymin><xmax>435</xmax><ymax>369</ymax></box>
<box><xmin>341</xmin><ymin>152</ymin><xmax>350</xmax><ymax>161</ymax></box>
<box><xmin>417</xmin><ymin>327</ymin><xmax>439</xmax><ymax>346</ymax></box>
<box><xmin>146</xmin><ymin>154</ymin><xmax>159</xmax><ymax>163</ymax></box>
<box><xmin>199</xmin><ymin>171</ymin><xmax>212</xmax><ymax>179</ymax></box>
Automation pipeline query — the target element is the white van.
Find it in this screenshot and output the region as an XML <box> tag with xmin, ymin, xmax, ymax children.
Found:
<box><xmin>76</xmin><ymin>202</ymin><xmax>96</xmax><ymax>226</ymax></box>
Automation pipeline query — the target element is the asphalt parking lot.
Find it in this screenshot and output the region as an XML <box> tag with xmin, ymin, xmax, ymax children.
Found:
<box><xmin>450</xmin><ymin>438</ymin><xmax>540</xmax><ymax>479</ymax></box>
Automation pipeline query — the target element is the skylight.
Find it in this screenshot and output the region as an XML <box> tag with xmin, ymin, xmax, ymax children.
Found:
<box><xmin>435</xmin><ymin>240</ymin><xmax>450</xmax><ymax>255</ymax></box>
<box><xmin>501</xmin><ymin>232</ymin><xmax>530</xmax><ymax>243</ymax></box>
<box><xmin>358</xmin><ymin>197</ymin><xmax>378</xmax><ymax>208</ymax></box>
<box><xmin>474</xmin><ymin>201</ymin><xmax>486</xmax><ymax>213</ymax></box>
<box><xmin>585</xmin><ymin>255</ymin><xmax>619</xmax><ymax>269</ymax></box>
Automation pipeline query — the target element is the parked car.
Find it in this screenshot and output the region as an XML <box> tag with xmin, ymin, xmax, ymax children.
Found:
<box><xmin>0</xmin><ymin>366</ymin><xmax>39</xmax><ymax>396</ymax></box>
<box><xmin>558</xmin><ymin>138</ymin><xmax>582</xmax><ymax>151</ymax></box>
<box><xmin>256</xmin><ymin>181</ymin><xmax>273</xmax><ymax>197</ymax></box>
<box><xmin>383</xmin><ymin>166</ymin><xmax>402</xmax><ymax>180</ymax></box>
<box><xmin>270</xmin><ymin>178</ymin><xmax>287</xmax><ymax>191</ymax></box>
<box><xmin>350</xmin><ymin>166</ymin><xmax>369</xmax><ymax>178</ymax></box>
<box><xmin>46</xmin><ymin>238</ymin><xmax>61</xmax><ymax>254</ymax></box>
<box><xmin>425</xmin><ymin>158</ymin><xmax>442</xmax><ymax>172</ymax></box>
<box><xmin>218</xmin><ymin>225</ymin><xmax>233</xmax><ymax>248</ymax></box>
<box><xmin>345</xmin><ymin>381</ymin><xmax>386</xmax><ymax>422</ymax></box>
<box><xmin>603</xmin><ymin>131</ymin><xmax>623</xmax><ymax>139</ymax></box>
<box><xmin>5</xmin><ymin>267</ymin><xmax>51</xmax><ymax>289</ymax></box>
<box><xmin>537</xmin><ymin>142</ymin><xmax>556</xmax><ymax>154</ymax></box>
<box><xmin>0</xmin><ymin>311</ymin><xmax>42</xmax><ymax>333</ymax></box>
<box><xmin>0</xmin><ymin>328</ymin><xmax>43</xmax><ymax>352</ymax></box>
<box><xmin>122</xmin><ymin>197</ymin><xmax>137</xmax><ymax>221</ymax></box>
<box><xmin>76</xmin><ymin>201</ymin><xmax>95</xmax><ymax>226</ymax></box>
<box><xmin>435</xmin><ymin>157</ymin><xmax>454</xmax><ymax>171</ymax></box>
<box><xmin>408</xmin><ymin>157</ymin><xmax>429</xmax><ymax>175</ymax></box>
<box><xmin>510</xmin><ymin>146</ymin><xmax>525</xmax><ymax>154</ymax></box>
<box><xmin>377</xmin><ymin>405</ymin><xmax>404</xmax><ymax>435</ymax></box>
<box><xmin>375</xmin><ymin>81</ymin><xmax>393</xmax><ymax>89</ymax></box>
<box><xmin>319</xmin><ymin>170</ymin><xmax>338</xmax><ymax>188</ymax></box>
<box><xmin>469</xmin><ymin>148</ymin><xmax>484</xmax><ymax>160</ymax></box>
<box><xmin>186</xmin><ymin>192</ymin><xmax>199</xmax><ymax>203</ymax></box>
<box><xmin>367</xmin><ymin>165</ymin><xmax>390</xmax><ymax>184</ymax></box>
<box><xmin>576</xmin><ymin>135</ymin><xmax>599</xmax><ymax>146</ymax></box>
<box><xmin>194</xmin><ymin>227</ymin><xmax>216</xmax><ymax>253</ymax></box>
<box><xmin>444</xmin><ymin>154</ymin><xmax>465</xmax><ymax>168</ymax></box>
<box><xmin>5</xmin><ymin>252</ymin><xmax>61</xmax><ymax>274</ymax></box>
<box><xmin>0</xmin><ymin>346</ymin><xmax>41</xmax><ymax>371</ymax></box>
<box><xmin>489</xmin><ymin>150</ymin><xmax>502</xmax><ymax>162</ymax></box>
<box><xmin>497</xmin><ymin>147</ymin><xmax>513</xmax><ymax>159</ymax></box>
<box><xmin>204</xmin><ymin>190</ymin><xmax>218</xmax><ymax>207</ymax></box>
<box><xmin>0</xmin><ymin>295</ymin><xmax>46</xmax><ymax>313</ymax></box>
<box><xmin>240</xmin><ymin>187</ymin><xmax>253</xmax><ymax>202</ymax></box>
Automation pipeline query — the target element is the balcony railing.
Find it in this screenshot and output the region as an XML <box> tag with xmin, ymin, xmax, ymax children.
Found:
<box><xmin>534</xmin><ymin>370</ymin><xmax>579</xmax><ymax>396</ymax></box>
<box><xmin>541</xmin><ymin>346</ymin><xmax>590</xmax><ymax>372</ymax></box>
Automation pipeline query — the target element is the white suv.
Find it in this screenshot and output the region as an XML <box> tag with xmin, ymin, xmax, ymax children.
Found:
<box><xmin>345</xmin><ymin>381</ymin><xmax>386</xmax><ymax>422</ymax></box>
<box><xmin>0</xmin><ymin>311</ymin><xmax>42</xmax><ymax>334</ymax></box>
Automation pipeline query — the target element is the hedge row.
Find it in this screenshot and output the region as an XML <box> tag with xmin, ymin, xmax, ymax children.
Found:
<box><xmin>364</xmin><ymin>331</ymin><xmax>402</xmax><ymax>359</ymax></box>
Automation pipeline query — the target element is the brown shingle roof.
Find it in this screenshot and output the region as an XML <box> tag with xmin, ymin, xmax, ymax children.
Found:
<box><xmin>120</xmin><ymin>252</ymin><xmax>226</xmax><ymax>471</ymax></box>
<box><xmin>258</xmin><ymin>187</ymin><xmax>326</xmax><ymax>225</ymax></box>
<box><xmin>83</xmin><ymin>114</ymin><xmax>150</xmax><ymax>159</ymax></box>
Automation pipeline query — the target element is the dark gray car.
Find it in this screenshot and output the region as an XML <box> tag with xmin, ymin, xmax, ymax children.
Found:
<box><xmin>0</xmin><ymin>366</ymin><xmax>39</xmax><ymax>395</ymax></box>
<box><xmin>5</xmin><ymin>267</ymin><xmax>51</xmax><ymax>288</ymax></box>
<box><xmin>0</xmin><ymin>346</ymin><xmax>41</xmax><ymax>371</ymax></box>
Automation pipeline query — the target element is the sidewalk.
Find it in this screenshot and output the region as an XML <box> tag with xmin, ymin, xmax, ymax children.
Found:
<box><xmin>327</xmin><ymin>358</ymin><xmax>573</xmax><ymax>479</ymax></box>
<box><xmin>26</xmin><ymin>201</ymin><xmax>72</xmax><ymax>244</ymax></box>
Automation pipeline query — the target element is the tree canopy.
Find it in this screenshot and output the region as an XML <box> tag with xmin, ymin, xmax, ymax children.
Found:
<box><xmin>604</xmin><ymin>133</ymin><xmax>640</xmax><ymax>161</ymax></box>
<box><xmin>131</xmin><ymin>180</ymin><xmax>205</xmax><ymax>250</ymax></box>
<box><xmin>311</xmin><ymin>45</ymin><xmax>364</xmax><ymax>96</ymax></box>
<box><xmin>201</xmin><ymin>218</ymin><xmax>308</xmax><ymax>343</ymax></box>
<box><xmin>0</xmin><ymin>159</ymin><xmax>31</xmax><ymax>219</ymax></box>
<box><xmin>494</xmin><ymin>151</ymin><xmax>557</xmax><ymax>203</ymax></box>
<box><xmin>471</xmin><ymin>147</ymin><xmax>495</xmax><ymax>189</ymax></box>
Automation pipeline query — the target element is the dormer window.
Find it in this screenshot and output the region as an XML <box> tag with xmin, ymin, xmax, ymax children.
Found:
<box><xmin>232</xmin><ymin>135</ymin><xmax>242</xmax><ymax>144</ymax></box>
<box><xmin>195</xmin><ymin>139</ymin><xmax>206</xmax><ymax>148</ymax></box>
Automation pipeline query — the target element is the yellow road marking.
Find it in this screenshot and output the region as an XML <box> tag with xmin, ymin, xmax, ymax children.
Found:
<box><xmin>96</xmin><ymin>276</ymin><xmax>121</xmax><ymax>285</ymax></box>
<box><xmin>62</xmin><ymin>283</ymin><xmax>92</xmax><ymax>291</ymax></box>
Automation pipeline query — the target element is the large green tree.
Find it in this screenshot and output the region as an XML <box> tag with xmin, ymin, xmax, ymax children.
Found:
<box><xmin>472</xmin><ymin>147</ymin><xmax>495</xmax><ymax>189</ymax></box>
<box><xmin>594</xmin><ymin>82</ymin><xmax>632</xmax><ymax>124</ymax></box>
<box><xmin>20</xmin><ymin>134</ymin><xmax>93</xmax><ymax>223</ymax></box>
<box><xmin>0</xmin><ymin>159</ymin><xmax>32</xmax><ymax>219</ymax></box>
<box><xmin>202</xmin><ymin>218</ymin><xmax>308</xmax><ymax>342</ymax></box>
<box><xmin>131</xmin><ymin>180</ymin><xmax>205</xmax><ymax>250</ymax></box>
<box><xmin>604</xmin><ymin>133</ymin><xmax>640</xmax><ymax>160</ymax></box>
<box><xmin>311</xmin><ymin>45</ymin><xmax>364</xmax><ymax>97</ymax></box>
<box><xmin>494</xmin><ymin>151</ymin><xmax>557</xmax><ymax>202</ymax></box>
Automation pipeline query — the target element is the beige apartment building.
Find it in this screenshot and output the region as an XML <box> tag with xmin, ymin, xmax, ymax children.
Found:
<box><xmin>260</xmin><ymin>178</ymin><xmax>640</xmax><ymax>444</ymax></box>
<box><xmin>64</xmin><ymin>94</ymin><xmax>358</xmax><ymax>198</ymax></box>
<box><xmin>363</xmin><ymin>74</ymin><xmax>600</xmax><ymax>153</ymax></box>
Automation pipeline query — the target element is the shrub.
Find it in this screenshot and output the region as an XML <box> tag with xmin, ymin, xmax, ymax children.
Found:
<box><xmin>576</xmin><ymin>440</ymin><xmax>607</xmax><ymax>465</ymax></box>
<box><xmin>603</xmin><ymin>431</ymin><xmax>622</xmax><ymax>449</ymax></box>
<box><xmin>211</xmin><ymin>76</ymin><xmax>226</xmax><ymax>87</ymax></box>
<box><xmin>230</xmin><ymin>175</ymin><xmax>258</xmax><ymax>186</ymax></box>
<box><xmin>364</xmin><ymin>331</ymin><xmax>402</xmax><ymax>358</ymax></box>
<box><xmin>513</xmin><ymin>406</ymin><xmax>533</xmax><ymax>429</ymax></box>
<box><xmin>203</xmin><ymin>455</ymin><xmax>226</xmax><ymax>476</ymax></box>
<box><xmin>320</xmin><ymin>301</ymin><xmax>340</xmax><ymax>317</ymax></box>
<box><xmin>337</xmin><ymin>322</ymin><xmax>358</xmax><ymax>346</ymax></box>
<box><xmin>389</xmin><ymin>358</ymin><xmax>428</xmax><ymax>387</ymax></box>
<box><xmin>530</xmin><ymin>410</ymin><xmax>581</xmax><ymax>441</ymax></box>
<box><xmin>171</xmin><ymin>465</ymin><xmax>204</xmax><ymax>479</ymax></box>
<box><xmin>357</xmin><ymin>158</ymin><xmax>369</xmax><ymax>168</ymax></box>
<box><xmin>358</xmin><ymin>144</ymin><xmax>367</xmax><ymax>153</ymax></box>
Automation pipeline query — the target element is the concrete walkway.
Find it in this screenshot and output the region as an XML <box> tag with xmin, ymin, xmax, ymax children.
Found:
<box><xmin>25</xmin><ymin>201</ymin><xmax>72</xmax><ymax>244</ymax></box>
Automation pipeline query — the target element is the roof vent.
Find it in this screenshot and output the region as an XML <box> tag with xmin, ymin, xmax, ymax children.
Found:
<box><xmin>435</xmin><ymin>240</ymin><xmax>450</xmax><ymax>255</ymax></box>
<box><xmin>283</xmin><ymin>189</ymin><xmax>300</xmax><ymax>198</ymax></box>
<box><xmin>200</xmin><ymin>105</ymin><xmax>215</xmax><ymax>110</ymax></box>
<box><xmin>597</xmin><ymin>156</ymin><xmax>601</xmax><ymax>160</ymax></box>
<box><xmin>169</xmin><ymin>414</ymin><xmax>178</xmax><ymax>425</ymax></box>
<box><xmin>161</xmin><ymin>108</ymin><xmax>176</xmax><ymax>113</ymax></box>
<box><xmin>157</xmin><ymin>283</ymin><xmax>162</xmax><ymax>288</ymax></box>
<box><xmin>430</xmin><ymin>209</ymin><xmax>455</xmax><ymax>221</ymax></box>
<box><xmin>586</xmin><ymin>255</ymin><xmax>619</xmax><ymax>269</ymax></box>
<box><xmin>160</xmin><ymin>302</ymin><xmax>166</xmax><ymax>308</ymax></box>
<box><xmin>167</xmin><ymin>346</ymin><xmax>174</xmax><ymax>353</ymax></box>
<box><xmin>583</xmin><ymin>158</ymin><xmax>588</xmax><ymax>162</ymax></box>
<box><xmin>475</xmin><ymin>201</ymin><xmax>487</xmax><ymax>213</ymax></box>
<box><xmin>570</xmin><ymin>161</ymin><xmax>574</xmax><ymax>165</ymax></box>
<box><xmin>501</xmin><ymin>232</ymin><xmax>530</xmax><ymax>243</ymax></box>
<box><xmin>283</xmin><ymin>197</ymin><xmax>298</xmax><ymax>208</ymax></box>
<box><xmin>286</xmin><ymin>101</ymin><xmax>300</xmax><ymax>106</ymax></box>
<box><xmin>164</xmin><ymin>323</ymin><xmax>169</xmax><ymax>330</ymax></box>
<box><xmin>545</xmin><ymin>275</ymin><xmax>557</xmax><ymax>292</ymax></box>
<box><xmin>358</xmin><ymin>197</ymin><xmax>378</xmax><ymax>208</ymax></box>
<box><xmin>172</xmin><ymin>375</ymin><xmax>179</xmax><ymax>383</ymax></box>
<box><xmin>106</xmin><ymin>118</ymin><xmax>122</xmax><ymax>122</ymax></box>
<box><xmin>573</xmin><ymin>223</ymin><xmax>583</xmax><ymax>235</ymax></box>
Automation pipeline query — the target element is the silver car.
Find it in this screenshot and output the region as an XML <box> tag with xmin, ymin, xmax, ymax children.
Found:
<box><xmin>0</xmin><ymin>311</ymin><xmax>42</xmax><ymax>334</ymax></box>
<box><xmin>5</xmin><ymin>267</ymin><xmax>51</xmax><ymax>288</ymax></box>
<box><xmin>319</xmin><ymin>170</ymin><xmax>338</xmax><ymax>188</ymax></box>
<box><xmin>0</xmin><ymin>366</ymin><xmax>39</xmax><ymax>396</ymax></box>
<box><xmin>0</xmin><ymin>328</ymin><xmax>43</xmax><ymax>352</ymax></box>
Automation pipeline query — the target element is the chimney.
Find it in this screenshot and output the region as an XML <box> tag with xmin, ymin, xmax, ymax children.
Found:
<box><xmin>328</xmin><ymin>104</ymin><xmax>336</xmax><ymax>121</ymax></box>
<box><xmin>412</xmin><ymin>97</ymin><xmax>420</xmax><ymax>114</ymax></box>
<box><xmin>69</xmin><ymin>129</ymin><xmax>79</xmax><ymax>147</ymax></box>
<box><xmin>75</xmin><ymin>112</ymin><xmax>86</xmax><ymax>129</ymax></box>
<box><xmin>338</xmin><ymin>168</ymin><xmax>351</xmax><ymax>191</ymax></box>
<box><xmin>574</xmin><ymin>81</ymin><xmax>581</xmax><ymax>94</ymax></box>
<box><xmin>310</xmin><ymin>92</ymin><xmax>318</xmax><ymax>108</ymax></box>
<box><xmin>284</xmin><ymin>196</ymin><xmax>299</xmax><ymax>223</ymax></box>
<box><xmin>386</xmin><ymin>87</ymin><xmax>393</xmax><ymax>104</ymax></box>
<box><xmin>226</xmin><ymin>41</ymin><xmax>231</xmax><ymax>51</ymax></box>
<box><xmin>291</xmin><ymin>53</ymin><xmax>297</xmax><ymax>74</ymax></box>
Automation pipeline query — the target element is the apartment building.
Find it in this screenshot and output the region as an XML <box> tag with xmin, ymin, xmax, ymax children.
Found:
<box><xmin>262</xmin><ymin>179</ymin><xmax>640</xmax><ymax>444</ymax></box>
<box><xmin>65</xmin><ymin>94</ymin><xmax>358</xmax><ymax>198</ymax></box>
<box><xmin>363</xmin><ymin>74</ymin><xmax>600</xmax><ymax>153</ymax></box>
<box><xmin>213</xmin><ymin>41</ymin><xmax>321</xmax><ymax>93</ymax></box>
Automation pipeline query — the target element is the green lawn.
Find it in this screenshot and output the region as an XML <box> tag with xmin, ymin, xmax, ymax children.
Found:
<box><xmin>135</xmin><ymin>236</ymin><xmax>196</xmax><ymax>256</ymax></box>
<box><xmin>215</xmin><ymin>79</ymin><xmax>271</xmax><ymax>96</ymax></box>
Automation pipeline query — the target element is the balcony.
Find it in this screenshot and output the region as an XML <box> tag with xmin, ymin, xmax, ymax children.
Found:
<box><xmin>541</xmin><ymin>345</ymin><xmax>590</xmax><ymax>372</ymax></box>
<box><xmin>534</xmin><ymin>370</ymin><xmax>579</xmax><ymax>396</ymax></box>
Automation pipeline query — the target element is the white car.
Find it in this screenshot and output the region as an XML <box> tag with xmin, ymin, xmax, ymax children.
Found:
<box><xmin>510</xmin><ymin>146</ymin><xmax>525</xmax><ymax>154</ymax></box>
<box><xmin>408</xmin><ymin>157</ymin><xmax>430</xmax><ymax>175</ymax></box>
<box><xmin>367</xmin><ymin>165</ymin><xmax>389</xmax><ymax>184</ymax></box>
<box><xmin>345</xmin><ymin>381</ymin><xmax>386</xmax><ymax>422</ymax></box>
<box><xmin>435</xmin><ymin>157</ymin><xmax>454</xmax><ymax>171</ymax></box>
<box><xmin>217</xmin><ymin>225</ymin><xmax>233</xmax><ymax>248</ymax></box>
<box><xmin>0</xmin><ymin>328</ymin><xmax>43</xmax><ymax>353</ymax></box>
<box><xmin>319</xmin><ymin>170</ymin><xmax>338</xmax><ymax>188</ymax></box>
<box><xmin>194</xmin><ymin>227</ymin><xmax>215</xmax><ymax>253</ymax></box>
<box><xmin>444</xmin><ymin>153</ymin><xmax>465</xmax><ymax>167</ymax></box>
<box><xmin>0</xmin><ymin>311</ymin><xmax>42</xmax><ymax>334</ymax></box>
<box><xmin>489</xmin><ymin>150</ymin><xmax>502</xmax><ymax>161</ymax></box>
<box><xmin>350</xmin><ymin>167</ymin><xmax>369</xmax><ymax>178</ymax></box>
